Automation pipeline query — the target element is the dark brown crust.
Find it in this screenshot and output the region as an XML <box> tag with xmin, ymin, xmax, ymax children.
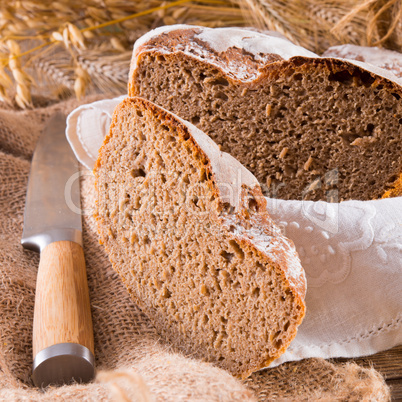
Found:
<box><xmin>130</xmin><ymin>28</ymin><xmax>402</xmax><ymax>198</ymax></box>
<box><xmin>94</xmin><ymin>96</ymin><xmax>306</xmax><ymax>379</ymax></box>
<box><xmin>131</xmin><ymin>27</ymin><xmax>402</xmax><ymax>91</ymax></box>
<box><xmin>323</xmin><ymin>45</ymin><xmax>402</xmax><ymax>79</ymax></box>
<box><xmin>128</xmin><ymin>27</ymin><xmax>285</xmax><ymax>93</ymax></box>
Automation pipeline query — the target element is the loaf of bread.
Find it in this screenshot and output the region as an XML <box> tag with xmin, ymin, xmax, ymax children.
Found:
<box><xmin>129</xmin><ymin>25</ymin><xmax>402</xmax><ymax>201</ymax></box>
<box><xmin>94</xmin><ymin>97</ymin><xmax>306</xmax><ymax>379</ymax></box>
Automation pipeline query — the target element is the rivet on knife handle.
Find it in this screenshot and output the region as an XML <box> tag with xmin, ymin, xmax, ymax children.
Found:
<box><xmin>32</xmin><ymin>240</ymin><xmax>94</xmax><ymax>388</ymax></box>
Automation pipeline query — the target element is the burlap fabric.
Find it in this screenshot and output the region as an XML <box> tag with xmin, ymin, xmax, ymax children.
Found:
<box><xmin>0</xmin><ymin>98</ymin><xmax>391</xmax><ymax>401</ymax></box>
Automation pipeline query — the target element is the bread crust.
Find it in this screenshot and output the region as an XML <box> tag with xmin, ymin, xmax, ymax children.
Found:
<box><xmin>323</xmin><ymin>44</ymin><xmax>402</xmax><ymax>80</ymax></box>
<box><xmin>94</xmin><ymin>96</ymin><xmax>306</xmax><ymax>378</ymax></box>
<box><xmin>383</xmin><ymin>173</ymin><xmax>402</xmax><ymax>198</ymax></box>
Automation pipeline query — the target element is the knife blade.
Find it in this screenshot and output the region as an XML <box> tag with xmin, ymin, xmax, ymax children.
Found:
<box><xmin>22</xmin><ymin>112</ymin><xmax>94</xmax><ymax>388</ymax></box>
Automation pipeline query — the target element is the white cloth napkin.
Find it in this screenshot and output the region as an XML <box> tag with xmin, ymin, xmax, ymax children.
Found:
<box><xmin>66</xmin><ymin>97</ymin><xmax>402</xmax><ymax>366</ymax></box>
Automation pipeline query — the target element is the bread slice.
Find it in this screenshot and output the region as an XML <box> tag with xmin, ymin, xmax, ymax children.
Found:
<box><xmin>94</xmin><ymin>97</ymin><xmax>306</xmax><ymax>379</ymax></box>
<box><xmin>129</xmin><ymin>25</ymin><xmax>402</xmax><ymax>201</ymax></box>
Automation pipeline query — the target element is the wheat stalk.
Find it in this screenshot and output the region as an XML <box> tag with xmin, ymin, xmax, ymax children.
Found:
<box><xmin>237</xmin><ymin>0</ymin><xmax>371</xmax><ymax>53</ymax></box>
<box><xmin>0</xmin><ymin>0</ymin><xmax>248</xmax><ymax>108</ymax></box>
<box><xmin>332</xmin><ymin>0</ymin><xmax>402</xmax><ymax>49</ymax></box>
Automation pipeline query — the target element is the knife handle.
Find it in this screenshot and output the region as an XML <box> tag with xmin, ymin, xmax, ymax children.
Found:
<box><xmin>32</xmin><ymin>240</ymin><xmax>95</xmax><ymax>387</ymax></box>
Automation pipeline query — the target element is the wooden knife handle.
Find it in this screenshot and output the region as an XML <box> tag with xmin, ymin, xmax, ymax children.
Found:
<box><xmin>33</xmin><ymin>240</ymin><xmax>94</xmax><ymax>358</ymax></box>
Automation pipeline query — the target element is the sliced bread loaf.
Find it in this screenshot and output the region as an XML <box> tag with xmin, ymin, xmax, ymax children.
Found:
<box><xmin>94</xmin><ymin>97</ymin><xmax>306</xmax><ymax>379</ymax></box>
<box><xmin>129</xmin><ymin>25</ymin><xmax>402</xmax><ymax>201</ymax></box>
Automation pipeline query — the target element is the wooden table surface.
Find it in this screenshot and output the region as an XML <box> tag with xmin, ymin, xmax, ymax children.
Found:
<box><xmin>335</xmin><ymin>344</ymin><xmax>402</xmax><ymax>401</ymax></box>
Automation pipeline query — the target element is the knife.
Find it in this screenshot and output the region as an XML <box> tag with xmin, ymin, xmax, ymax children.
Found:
<box><xmin>21</xmin><ymin>112</ymin><xmax>95</xmax><ymax>388</ymax></box>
